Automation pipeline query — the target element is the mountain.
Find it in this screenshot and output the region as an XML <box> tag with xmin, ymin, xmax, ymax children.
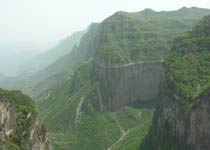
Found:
<box><xmin>33</xmin><ymin>7</ymin><xmax>210</xmax><ymax>150</ymax></box>
<box><xmin>94</xmin><ymin>7</ymin><xmax>210</xmax><ymax>66</ymax></box>
<box><xmin>0</xmin><ymin>44</ymin><xmax>41</xmax><ymax>77</ymax></box>
<box><xmin>1</xmin><ymin>6</ymin><xmax>210</xmax><ymax>150</ymax></box>
<box><xmin>140</xmin><ymin>15</ymin><xmax>210</xmax><ymax>150</ymax></box>
<box><xmin>29</xmin><ymin>23</ymin><xmax>101</xmax><ymax>96</ymax></box>
<box><xmin>21</xmin><ymin>30</ymin><xmax>86</xmax><ymax>74</ymax></box>
<box><xmin>0</xmin><ymin>88</ymin><xmax>51</xmax><ymax>150</ymax></box>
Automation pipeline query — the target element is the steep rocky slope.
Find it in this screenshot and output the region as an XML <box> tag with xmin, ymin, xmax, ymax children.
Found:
<box><xmin>0</xmin><ymin>88</ymin><xmax>51</xmax><ymax>150</ymax></box>
<box><xmin>140</xmin><ymin>15</ymin><xmax>210</xmax><ymax>150</ymax></box>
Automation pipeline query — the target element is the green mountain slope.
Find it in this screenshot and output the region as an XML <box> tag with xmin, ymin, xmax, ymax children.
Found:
<box><xmin>34</xmin><ymin>7</ymin><xmax>210</xmax><ymax>150</ymax></box>
<box><xmin>36</xmin><ymin>61</ymin><xmax>153</xmax><ymax>150</ymax></box>
<box><xmin>23</xmin><ymin>30</ymin><xmax>86</xmax><ymax>74</ymax></box>
<box><xmin>94</xmin><ymin>7</ymin><xmax>210</xmax><ymax>65</ymax></box>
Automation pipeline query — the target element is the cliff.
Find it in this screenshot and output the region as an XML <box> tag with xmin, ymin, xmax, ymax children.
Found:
<box><xmin>140</xmin><ymin>15</ymin><xmax>210</xmax><ymax>150</ymax></box>
<box><xmin>0</xmin><ymin>89</ymin><xmax>51</xmax><ymax>150</ymax></box>
<box><xmin>93</xmin><ymin>59</ymin><xmax>164</xmax><ymax>111</ymax></box>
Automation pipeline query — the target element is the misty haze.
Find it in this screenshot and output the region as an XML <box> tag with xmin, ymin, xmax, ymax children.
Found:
<box><xmin>1</xmin><ymin>0</ymin><xmax>210</xmax><ymax>150</ymax></box>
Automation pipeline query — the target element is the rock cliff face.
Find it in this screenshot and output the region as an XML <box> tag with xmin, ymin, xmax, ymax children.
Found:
<box><xmin>0</xmin><ymin>89</ymin><xmax>51</xmax><ymax>150</ymax></box>
<box><xmin>93</xmin><ymin>59</ymin><xmax>164</xmax><ymax>111</ymax></box>
<box><xmin>149</xmin><ymin>87</ymin><xmax>210</xmax><ymax>150</ymax></box>
<box><xmin>141</xmin><ymin>15</ymin><xmax>210</xmax><ymax>150</ymax></box>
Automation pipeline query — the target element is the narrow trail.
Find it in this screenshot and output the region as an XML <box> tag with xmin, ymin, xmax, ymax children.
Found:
<box><xmin>107</xmin><ymin>113</ymin><xmax>129</xmax><ymax>150</ymax></box>
<box><xmin>94</xmin><ymin>59</ymin><xmax>164</xmax><ymax>69</ymax></box>
<box><xmin>75</xmin><ymin>96</ymin><xmax>84</xmax><ymax>124</ymax></box>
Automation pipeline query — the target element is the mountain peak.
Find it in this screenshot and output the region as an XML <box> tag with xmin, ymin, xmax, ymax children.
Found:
<box><xmin>112</xmin><ymin>11</ymin><xmax>129</xmax><ymax>18</ymax></box>
<box><xmin>179</xmin><ymin>6</ymin><xmax>188</xmax><ymax>10</ymax></box>
<box><xmin>177</xmin><ymin>7</ymin><xmax>192</xmax><ymax>13</ymax></box>
<box><xmin>141</xmin><ymin>8</ymin><xmax>155</xmax><ymax>14</ymax></box>
<box><xmin>104</xmin><ymin>11</ymin><xmax>129</xmax><ymax>22</ymax></box>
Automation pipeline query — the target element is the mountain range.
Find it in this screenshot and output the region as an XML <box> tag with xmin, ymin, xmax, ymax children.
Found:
<box><xmin>1</xmin><ymin>6</ymin><xmax>210</xmax><ymax>150</ymax></box>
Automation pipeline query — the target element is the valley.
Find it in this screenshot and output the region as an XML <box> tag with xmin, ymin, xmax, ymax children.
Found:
<box><xmin>1</xmin><ymin>6</ymin><xmax>210</xmax><ymax>150</ymax></box>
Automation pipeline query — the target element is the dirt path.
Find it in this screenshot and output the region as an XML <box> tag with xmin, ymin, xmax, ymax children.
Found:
<box><xmin>107</xmin><ymin>113</ymin><xmax>129</xmax><ymax>150</ymax></box>
<box><xmin>94</xmin><ymin>59</ymin><xmax>164</xmax><ymax>69</ymax></box>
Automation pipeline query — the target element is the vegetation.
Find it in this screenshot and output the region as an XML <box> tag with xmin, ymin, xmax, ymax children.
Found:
<box><xmin>165</xmin><ymin>15</ymin><xmax>210</xmax><ymax>105</ymax></box>
<box><xmin>35</xmin><ymin>60</ymin><xmax>154</xmax><ymax>150</ymax></box>
<box><xmin>166</xmin><ymin>50</ymin><xmax>210</xmax><ymax>99</ymax></box>
<box><xmin>95</xmin><ymin>7</ymin><xmax>210</xmax><ymax>65</ymax></box>
<box><xmin>111</xmin><ymin>108</ymin><xmax>153</xmax><ymax>150</ymax></box>
<box><xmin>1</xmin><ymin>6</ymin><xmax>210</xmax><ymax>150</ymax></box>
<box><xmin>32</xmin><ymin>8</ymin><xmax>210</xmax><ymax>150</ymax></box>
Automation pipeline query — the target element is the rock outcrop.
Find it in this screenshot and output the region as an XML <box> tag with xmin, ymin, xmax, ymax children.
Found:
<box><xmin>0</xmin><ymin>89</ymin><xmax>51</xmax><ymax>150</ymax></box>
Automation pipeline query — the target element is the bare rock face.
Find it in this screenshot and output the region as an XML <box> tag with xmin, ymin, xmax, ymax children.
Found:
<box><xmin>30</xmin><ymin>118</ymin><xmax>51</xmax><ymax>150</ymax></box>
<box><xmin>93</xmin><ymin>59</ymin><xmax>164</xmax><ymax>111</ymax></box>
<box><xmin>0</xmin><ymin>102</ymin><xmax>17</xmax><ymax>142</ymax></box>
<box><xmin>0</xmin><ymin>89</ymin><xmax>51</xmax><ymax>150</ymax></box>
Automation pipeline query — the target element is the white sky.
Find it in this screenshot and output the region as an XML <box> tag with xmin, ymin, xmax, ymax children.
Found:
<box><xmin>1</xmin><ymin>0</ymin><xmax>210</xmax><ymax>44</ymax></box>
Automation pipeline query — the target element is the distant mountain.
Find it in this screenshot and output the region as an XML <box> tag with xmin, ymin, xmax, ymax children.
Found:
<box><xmin>159</xmin><ymin>7</ymin><xmax>210</xmax><ymax>25</ymax></box>
<box><xmin>0</xmin><ymin>45</ymin><xmax>41</xmax><ymax>77</ymax></box>
<box><xmin>20</xmin><ymin>30</ymin><xmax>86</xmax><ymax>74</ymax></box>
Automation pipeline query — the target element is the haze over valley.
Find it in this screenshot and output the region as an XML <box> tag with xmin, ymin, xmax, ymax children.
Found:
<box><xmin>1</xmin><ymin>1</ymin><xmax>210</xmax><ymax>150</ymax></box>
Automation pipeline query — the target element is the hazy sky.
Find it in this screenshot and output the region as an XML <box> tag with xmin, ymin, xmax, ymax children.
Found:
<box><xmin>1</xmin><ymin>0</ymin><xmax>210</xmax><ymax>44</ymax></box>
